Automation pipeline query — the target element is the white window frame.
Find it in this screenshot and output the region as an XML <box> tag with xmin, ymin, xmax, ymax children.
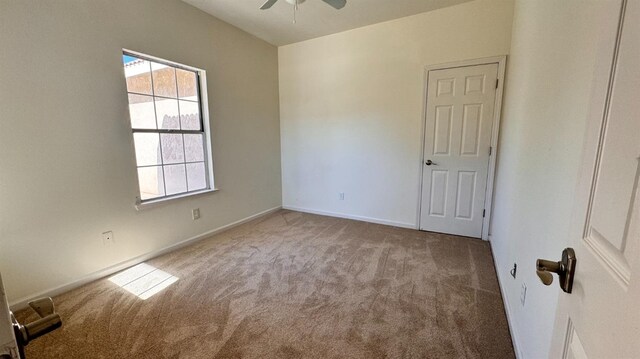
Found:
<box><xmin>123</xmin><ymin>49</ymin><xmax>216</xmax><ymax>208</ymax></box>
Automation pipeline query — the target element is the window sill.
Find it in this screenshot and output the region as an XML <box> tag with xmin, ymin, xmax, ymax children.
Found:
<box><xmin>134</xmin><ymin>188</ymin><xmax>219</xmax><ymax>211</ymax></box>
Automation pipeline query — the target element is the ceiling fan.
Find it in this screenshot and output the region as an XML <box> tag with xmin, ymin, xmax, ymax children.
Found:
<box><xmin>260</xmin><ymin>0</ymin><xmax>347</xmax><ymax>10</ymax></box>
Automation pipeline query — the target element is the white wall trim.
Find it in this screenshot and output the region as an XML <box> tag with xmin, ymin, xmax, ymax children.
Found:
<box><xmin>9</xmin><ymin>206</ymin><xmax>282</xmax><ymax>311</ymax></box>
<box><xmin>416</xmin><ymin>55</ymin><xmax>507</xmax><ymax>241</ymax></box>
<box><xmin>489</xmin><ymin>235</ymin><xmax>523</xmax><ymax>359</ymax></box>
<box><xmin>283</xmin><ymin>205</ymin><xmax>415</xmax><ymax>229</ymax></box>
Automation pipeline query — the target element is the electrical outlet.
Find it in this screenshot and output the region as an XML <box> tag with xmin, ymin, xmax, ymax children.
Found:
<box><xmin>192</xmin><ymin>208</ymin><xmax>201</xmax><ymax>220</ymax></box>
<box><xmin>102</xmin><ymin>231</ymin><xmax>114</xmax><ymax>245</ymax></box>
<box><xmin>520</xmin><ymin>283</ymin><xmax>527</xmax><ymax>306</ymax></box>
<box><xmin>339</xmin><ymin>192</ymin><xmax>345</xmax><ymax>200</ymax></box>
<box><xmin>510</xmin><ymin>263</ymin><xmax>517</xmax><ymax>278</ymax></box>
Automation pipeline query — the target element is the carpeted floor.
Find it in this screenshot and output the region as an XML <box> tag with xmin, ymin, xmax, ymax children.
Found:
<box><xmin>17</xmin><ymin>210</ymin><xmax>514</xmax><ymax>358</ymax></box>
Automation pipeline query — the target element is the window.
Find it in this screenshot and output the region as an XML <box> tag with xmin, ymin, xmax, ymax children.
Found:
<box><xmin>122</xmin><ymin>51</ymin><xmax>213</xmax><ymax>203</ymax></box>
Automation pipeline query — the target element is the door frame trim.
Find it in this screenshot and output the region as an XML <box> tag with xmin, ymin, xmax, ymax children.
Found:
<box><xmin>416</xmin><ymin>55</ymin><xmax>507</xmax><ymax>240</ymax></box>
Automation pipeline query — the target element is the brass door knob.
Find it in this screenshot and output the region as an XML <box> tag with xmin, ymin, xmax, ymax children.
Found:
<box><xmin>536</xmin><ymin>270</ymin><xmax>553</xmax><ymax>285</ymax></box>
<box><xmin>12</xmin><ymin>296</ymin><xmax>62</xmax><ymax>358</ymax></box>
<box><xmin>536</xmin><ymin>248</ymin><xmax>577</xmax><ymax>293</ymax></box>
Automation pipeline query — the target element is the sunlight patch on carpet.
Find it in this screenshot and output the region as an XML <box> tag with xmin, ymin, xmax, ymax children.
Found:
<box><xmin>108</xmin><ymin>263</ymin><xmax>178</xmax><ymax>300</ymax></box>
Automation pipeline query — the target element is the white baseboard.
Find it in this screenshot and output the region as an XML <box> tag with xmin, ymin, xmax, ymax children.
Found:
<box><xmin>282</xmin><ymin>205</ymin><xmax>415</xmax><ymax>229</ymax></box>
<box><xmin>10</xmin><ymin>206</ymin><xmax>282</xmax><ymax>311</ymax></box>
<box><xmin>488</xmin><ymin>235</ymin><xmax>523</xmax><ymax>359</ymax></box>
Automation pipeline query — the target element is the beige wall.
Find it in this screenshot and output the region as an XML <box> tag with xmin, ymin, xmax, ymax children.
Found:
<box><xmin>278</xmin><ymin>0</ymin><xmax>514</xmax><ymax>227</ymax></box>
<box><xmin>489</xmin><ymin>0</ymin><xmax>619</xmax><ymax>357</ymax></box>
<box><xmin>0</xmin><ymin>0</ymin><xmax>281</xmax><ymax>303</ymax></box>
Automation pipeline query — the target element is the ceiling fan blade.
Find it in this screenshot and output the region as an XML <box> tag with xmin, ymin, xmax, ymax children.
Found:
<box><xmin>321</xmin><ymin>0</ymin><xmax>346</xmax><ymax>9</ymax></box>
<box><xmin>260</xmin><ymin>0</ymin><xmax>279</xmax><ymax>10</ymax></box>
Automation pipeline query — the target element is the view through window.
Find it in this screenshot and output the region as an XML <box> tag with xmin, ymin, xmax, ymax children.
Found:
<box><xmin>123</xmin><ymin>52</ymin><xmax>211</xmax><ymax>202</ymax></box>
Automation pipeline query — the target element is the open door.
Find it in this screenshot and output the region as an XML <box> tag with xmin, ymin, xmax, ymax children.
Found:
<box><xmin>420</xmin><ymin>59</ymin><xmax>504</xmax><ymax>239</ymax></box>
<box><xmin>0</xmin><ymin>274</ymin><xmax>19</xmax><ymax>359</ymax></box>
<box><xmin>0</xmin><ymin>274</ymin><xmax>63</xmax><ymax>359</ymax></box>
<box><xmin>548</xmin><ymin>0</ymin><xmax>640</xmax><ymax>357</ymax></box>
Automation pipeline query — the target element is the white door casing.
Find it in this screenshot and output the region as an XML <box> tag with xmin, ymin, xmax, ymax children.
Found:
<box><xmin>0</xmin><ymin>274</ymin><xmax>19</xmax><ymax>359</ymax></box>
<box><xmin>420</xmin><ymin>61</ymin><xmax>501</xmax><ymax>238</ymax></box>
<box><xmin>550</xmin><ymin>0</ymin><xmax>640</xmax><ymax>357</ymax></box>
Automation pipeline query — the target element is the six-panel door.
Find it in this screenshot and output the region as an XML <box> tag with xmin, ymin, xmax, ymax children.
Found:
<box><xmin>551</xmin><ymin>0</ymin><xmax>640</xmax><ymax>357</ymax></box>
<box><xmin>420</xmin><ymin>63</ymin><xmax>498</xmax><ymax>238</ymax></box>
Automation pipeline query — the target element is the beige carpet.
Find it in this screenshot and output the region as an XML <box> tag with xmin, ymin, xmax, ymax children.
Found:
<box><xmin>17</xmin><ymin>210</ymin><xmax>514</xmax><ymax>358</ymax></box>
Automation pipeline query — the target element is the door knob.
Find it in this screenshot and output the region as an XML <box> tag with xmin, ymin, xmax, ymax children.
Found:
<box><xmin>11</xmin><ymin>297</ymin><xmax>62</xmax><ymax>358</ymax></box>
<box><xmin>536</xmin><ymin>270</ymin><xmax>553</xmax><ymax>286</ymax></box>
<box><xmin>425</xmin><ymin>160</ymin><xmax>436</xmax><ymax>166</ymax></box>
<box><xmin>536</xmin><ymin>248</ymin><xmax>577</xmax><ymax>293</ymax></box>
<box><xmin>29</xmin><ymin>297</ymin><xmax>56</xmax><ymax>318</ymax></box>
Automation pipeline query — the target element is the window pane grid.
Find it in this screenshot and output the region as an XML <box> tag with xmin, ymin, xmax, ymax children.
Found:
<box><xmin>124</xmin><ymin>52</ymin><xmax>209</xmax><ymax>202</ymax></box>
<box><xmin>136</xmin><ymin>160</ymin><xmax>205</xmax><ymax>169</ymax></box>
<box><xmin>131</xmin><ymin>129</ymin><xmax>203</xmax><ymax>134</ymax></box>
<box><xmin>180</xmin><ymin>133</ymin><xmax>188</xmax><ymax>174</ymax></box>
<box><xmin>127</xmin><ymin>91</ymin><xmax>199</xmax><ymax>103</ymax></box>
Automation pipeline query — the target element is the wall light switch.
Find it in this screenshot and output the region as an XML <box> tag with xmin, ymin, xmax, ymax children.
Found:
<box><xmin>339</xmin><ymin>192</ymin><xmax>345</xmax><ymax>200</ymax></box>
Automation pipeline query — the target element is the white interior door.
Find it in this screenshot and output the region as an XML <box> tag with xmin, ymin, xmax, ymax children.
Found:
<box><xmin>550</xmin><ymin>0</ymin><xmax>640</xmax><ymax>357</ymax></box>
<box><xmin>0</xmin><ymin>274</ymin><xmax>19</xmax><ymax>358</ymax></box>
<box><xmin>420</xmin><ymin>63</ymin><xmax>498</xmax><ymax>238</ymax></box>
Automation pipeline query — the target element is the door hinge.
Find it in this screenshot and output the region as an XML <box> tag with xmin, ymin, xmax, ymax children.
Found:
<box><xmin>495</xmin><ymin>79</ymin><xmax>499</xmax><ymax>89</ymax></box>
<box><xmin>489</xmin><ymin>146</ymin><xmax>492</xmax><ymax>156</ymax></box>
<box><xmin>483</xmin><ymin>209</ymin><xmax>486</xmax><ymax>218</ymax></box>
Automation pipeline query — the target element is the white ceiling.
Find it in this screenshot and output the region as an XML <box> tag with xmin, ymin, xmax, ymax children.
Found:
<box><xmin>183</xmin><ymin>0</ymin><xmax>474</xmax><ymax>46</ymax></box>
